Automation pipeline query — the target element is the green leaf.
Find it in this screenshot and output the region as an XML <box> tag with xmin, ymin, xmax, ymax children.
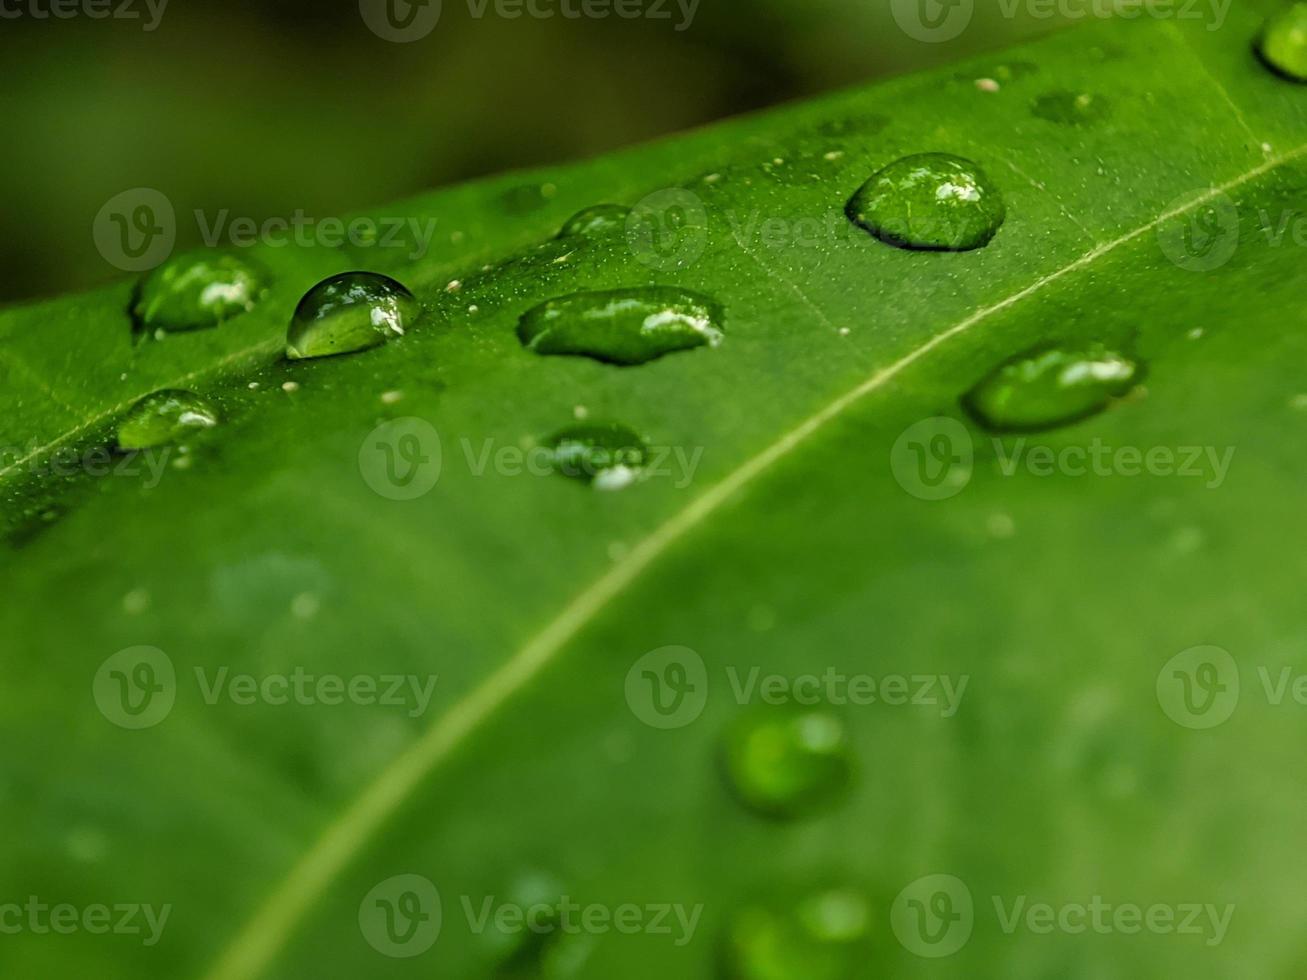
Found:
<box><xmin>4</xmin><ymin>7</ymin><xmax>1307</xmax><ymax>978</ymax></box>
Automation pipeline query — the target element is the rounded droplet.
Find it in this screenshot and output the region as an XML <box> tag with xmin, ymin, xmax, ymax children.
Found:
<box><xmin>115</xmin><ymin>390</ymin><xmax>218</xmax><ymax>450</ymax></box>
<box><xmin>846</xmin><ymin>153</ymin><xmax>1005</xmax><ymax>251</ymax></box>
<box><xmin>557</xmin><ymin>204</ymin><xmax>631</xmax><ymax>238</ymax></box>
<box><xmin>518</xmin><ymin>287</ymin><xmax>724</xmax><ymax>365</ymax></box>
<box><xmin>1258</xmin><ymin>3</ymin><xmax>1307</xmax><ymax>81</ymax></box>
<box><xmin>723</xmin><ymin>888</ymin><xmax>869</xmax><ymax>980</ymax></box>
<box><xmin>286</xmin><ymin>272</ymin><xmax>418</xmax><ymax>360</ymax></box>
<box><xmin>132</xmin><ymin>251</ymin><xmax>266</xmax><ymax>332</ymax></box>
<box><xmin>545</xmin><ymin>422</ymin><xmax>647</xmax><ymax>490</ymax></box>
<box><xmin>962</xmin><ymin>344</ymin><xmax>1142</xmax><ymax>432</ymax></box>
<box><xmin>721</xmin><ymin>709</ymin><xmax>852</xmax><ymax>819</ymax></box>
<box><xmin>1032</xmin><ymin>91</ymin><xmax>1110</xmax><ymax>125</ymax></box>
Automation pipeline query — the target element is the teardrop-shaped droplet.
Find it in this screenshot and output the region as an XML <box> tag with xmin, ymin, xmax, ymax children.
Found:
<box><xmin>557</xmin><ymin>204</ymin><xmax>631</xmax><ymax>238</ymax></box>
<box><xmin>115</xmin><ymin>390</ymin><xmax>218</xmax><ymax>450</ymax></box>
<box><xmin>286</xmin><ymin>272</ymin><xmax>418</xmax><ymax>360</ymax></box>
<box><xmin>518</xmin><ymin>287</ymin><xmax>724</xmax><ymax>365</ymax></box>
<box><xmin>723</xmin><ymin>888</ymin><xmax>870</xmax><ymax>980</ymax></box>
<box><xmin>1032</xmin><ymin>91</ymin><xmax>1110</xmax><ymax>125</ymax></box>
<box><xmin>962</xmin><ymin>344</ymin><xmax>1142</xmax><ymax>432</ymax></box>
<box><xmin>132</xmin><ymin>251</ymin><xmax>266</xmax><ymax>333</ymax></box>
<box><xmin>545</xmin><ymin>422</ymin><xmax>647</xmax><ymax>490</ymax></box>
<box><xmin>846</xmin><ymin>153</ymin><xmax>1005</xmax><ymax>251</ymax></box>
<box><xmin>1258</xmin><ymin>3</ymin><xmax>1307</xmax><ymax>81</ymax></box>
<box><xmin>721</xmin><ymin>708</ymin><xmax>852</xmax><ymax>820</ymax></box>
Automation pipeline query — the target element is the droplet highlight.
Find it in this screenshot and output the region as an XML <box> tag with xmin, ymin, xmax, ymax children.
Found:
<box><xmin>518</xmin><ymin>287</ymin><xmax>724</xmax><ymax>365</ymax></box>
<box><xmin>557</xmin><ymin>204</ymin><xmax>631</xmax><ymax>238</ymax></box>
<box><xmin>1032</xmin><ymin>91</ymin><xmax>1110</xmax><ymax>125</ymax></box>
<box><xmin>962</xmin><ymin>344</ymin><xmax>1142</xmax><ymax>432</ymax></box>
<box><xmin>846</xmin><ymin>153</ymin><xmax>1005</xmax><ymax>251</ymax></box>
<box><xmin>132</xmin><ymin>251</ymin><xmax>265</xmax><ymax>332</ymax></box>
<box><xmin>721</xmin><ymin>708</ymin><xmax>852</xmax><ymax>819</ymax></box>
<box><xmin>1258</xmin><ymin>3</ymin><xmax>1307</xmax><ymax>81</ymax></box>
<box><xmin>115</xmin><ymin>390</ymin><xmax>218</xmax><ymax>450</ymax></box>
<box><xmin>723</xmin><ymin>888</ymin><xmax>870</xmax><ymax>980</ymax></box>
<box><xmin>545</xmin><ymin>422</ymin><xmax>647</xmax><ymax>490</ymax></box>
<box><xmin>286</xmin><ymin>272</ymin><xmax>419</xmax><ymax>360</ymax></box>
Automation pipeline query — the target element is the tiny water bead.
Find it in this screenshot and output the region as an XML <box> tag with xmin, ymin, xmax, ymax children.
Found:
<box><xmin>1257</xmin><ymin>3</ymin><xmax>1307</xmax><ymax>81</ymax></box>
<box><xmin>846</xmin><ymin>153</ymin><xmax>1005</xmax><ymax>251</ymax></box>
<box><xmin>115</xmin><ymin>390</ymin><xmax>218</xmax><ymax>450</ymax></box>
<box><xmin>557</xmin><ymin>204</ymin><xmax>631</xmax><ymax>238</ymax></box>
<box><xmin>518</xmin><ymin>287</ymin><xmax>724</xmax><ymax>366</ymax></box>
<box><xmin>721</xmin><ymin>709</ymin><xmax>852</xmax><ymax>819</ymax></box>
<box><xmin>962</xmin><ymin>344</ymin><xmax>1142</xmax><ymax>432</ymax></box>
<box><xmin>132</xmin><ymin>251</ymin><xmax>265</xmax><ymax>332</ymax></box>
<box><xmin>545</xmin><ymin>423</ymin><xmax>647</xmax><ymax>490</ymax></box>
<box><xmin>1032</xmin><ymin>91</ymin><xmax>1111</xmax><ymax>125</ymax></box>
<box><xmin>723</xmin><ymin>888</ymin><xmax>870</xmax><ymax>980</ymax></box>
<box><xmin>286</xmin><ymin>272</ymin><xmax>418</xmax><ymax>360</ymax></box>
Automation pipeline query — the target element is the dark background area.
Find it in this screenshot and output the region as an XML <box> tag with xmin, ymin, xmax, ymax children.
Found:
<box><xmin>1</xmin><ymin>0</ymin><xmax>1053</xmax><ymax>304</ymax></box>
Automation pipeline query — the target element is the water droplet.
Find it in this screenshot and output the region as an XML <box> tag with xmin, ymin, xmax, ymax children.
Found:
<box><xmin>1032</xmin><ymin>91</ymin><xmax>1110</xmax><ymax>125</ymax></box>
<box><xmin>723</xmin><ymin>888</ymin><xmax>869</xmax><ymax>980</ymax></box>
<box><xmin>132</xmin><ymin>251</ymin><xmax>265</xmax><ymax>333</ymax></box>
<box><xmin>976</xmin><ymin>77</ymin><xmax>1001</xmax><ymax>92</ymax></box>
<box><xmin>557</xmin><ymin>203</ymin><xmax>631</xmax><ymax>238</ymax></box>
<box><xmin>518</xmin><ymin>287</ymin><xmax>724</xmax><ymax>365</ymax></box>
<box><xmin>281</xmin><ymin>381</ymin><xmax>300</xmax><ymax>393</ymax></box>
<box><xmin>544</xmin><ymin>423</ymin><xmax>647</xmax><ymax>489</ymax></box>
<box><xmin>1258</xmin><ymin>3</ymin><xmax>1307</xmax><ymax>81</ymax></box>
<box><xmin>115</xmin><ymin>390</ymin><xmax>219</xmax><ymax>450</ymax></box>
<box><xmin>721</xmin><ymin>708</ymin><xmax>852</xmax><ymax>819</ymax></box>
<box><xmin>286</xmin><ymin>272</ymin><xmax>419</xmax><ymax>360</ymax></box>
<box><xmin>962</xmin><ymin>344</ymin><xmax>1142</xmax><ymax>432</ymax></box>
<box><xmin>846</xmin><ymin>153</ymin><xmax>1005</xmax><ymax>251</ymax></box>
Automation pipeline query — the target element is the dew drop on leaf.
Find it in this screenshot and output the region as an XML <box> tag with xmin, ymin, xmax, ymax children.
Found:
<box><xmin>115</xmin><ymin>389</ymin><xmax>219</xmax><ymax>451</ymax></box>
<box><xmin>1257</xmin><ymin>3</ymin><xmax>1307</xmax><ymax>81</ymax></box>
<box><xmin>846</xmin><ymin>153</ymin><xmax>1005</xmax><ymax>251</ymax></box>
<box><xmin>722</xmin><ymin>888</ymin><xmax>869</xmax><ymax>980</ymax></box>
<box><xmin>517</xmin><ymin>287</ymin><xmax>724</xmax><ymax>365</ymax></box>
<box><xmin>544</xmin><ymin>422</ymin><xmax>647</xmax><ymax>490</ymax></box>
<box><xmin>1031</xmin><ymin>91</ymin><xmax>1111</xmax><ymax>126</ymax></box>
<box><xmin>556</xmin><ymin>203</ymin><xmax>631</xmax><ymax>238</ymax></box>
<box><xmin>721</xmin><ymin>708</ymin><xmax>852</xmax><ymax>819</ymax></box>
<box><xmin>285</xmin><ymin>272</ymin><xmax>418</xmax><ymax>361</ymax></box>
<box><xmin>132</xmin><ymin>250</ymin><xmax>266</xmax><ymax>333</ymax></box>
<box><xmin>962</xmin><ymin>344</ymin><xmax>1142</xmax><ymax>432</ymax></box>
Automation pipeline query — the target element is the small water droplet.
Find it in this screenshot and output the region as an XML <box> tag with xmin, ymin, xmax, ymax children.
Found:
<box><xmin>518</xmin><ymin>287</ymin><xmax>724</xmax><ymax>365</ymax></box>
<box><xmin>1032</xmin><ymin>90</ymin><xmax>1110</xmax><ymax>125</ymax></box>
<box><xmin>544</xmin><ymin>422</ymin><xmax>647</xmax><ymax>488</ymax></box>
<box><xmin>132</xmin><ymin>251</ymin><xmax>265</xmax><ymax>333</ymax></box>
<box><xmin>115</xmin><ymin>389</ymin><xmax>218</xmax><ymax>451</ymax></box>
<box><xmin>721</xmin><ymin>708</ymin><xmax>852</xmax><ymax>819</ymax></box>
<box><xmin>976</xmin><ymin>77</ymin><xmax>1001</xmax><ymax>92</ymax></box>
<box><xmin>723</xmin><ymin>888</ymin><xmax>869</xmax><ymax>980</ymax></box>
<box><xmin>281</xmin><ymin>381</ymin><xmax>300</xmax><ymax>393</ymax></box>
<box><xmin>962</xmin><ymin>344</ymin><xmax>1142</xmax><ymax>432</ymax></box>
<box><xmin>1258</xmin><ymin>3</ymin><xmax>1307</xmax><ymax>81</ymax></box>
<box><xmin>846</xmin><ymin>153</ymin><xmax>1005</xmax><ymax>251</ymax></box>
<box><xmin>557</xmin><ymin>203</ymin><xmax>631</xmax><ymax>238</ymax></box>
<box><xmin>286</xmin><ymin>272</ymin><xmax>419</xmax><ymax>360</ymax></box>
<box><xmin>122</xmin><ymin>588</ymin><xmax>151</xmax><ymax>615</ymax></box>
<box><xmin>380</xmin><ymin>390</ymin><xmax>404</xmax><ymax>405</ymax></box>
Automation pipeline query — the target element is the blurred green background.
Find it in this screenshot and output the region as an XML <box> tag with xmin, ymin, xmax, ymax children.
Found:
<box><xmin>1</xmin><ymin>0</ymin><xmax>1059</xmax><ymax>305</ymax></box>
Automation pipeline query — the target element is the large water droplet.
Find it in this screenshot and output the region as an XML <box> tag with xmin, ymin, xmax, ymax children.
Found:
<box><xmin>518</xmin><ymin>287</ymin><xmax>724</xmax><ymax>365</ymax></box>
<box><xmin>721</xmin><ymin>709</ymin><xmax>852</xmax><ymax>819</ymax></box>
<box><xmin>846</xmin><ymin>153</ymin><xmax>1005</xmax><ymax>251</ymax></box>
<box><xmin>1032</xmin><ymin>91</ymin><xmax>1110</xmax><ymax>125</ymax></box>
<box><xmin>286</xmin><ymin>272</ymin><xmax>419</xmax><ymax>360</ymax></box>
<box><xmin>132</xmin><ymin>251</ymin><xmax>266</xmax><ymax>332</ymax></box>
<box><xmin>545</xmin><ymin>422</ymin><xmax>647</xmax><ymax>490</ymax></box>
<box><xmin>115</xmin><ymin>390</ymin><xmax>218</xmax><ymax>450</ymax></box>
<box><xmin>557</xmin><ymin>204</ymin><xmax>630</xmax><ymax>238</ymax></box>
<box><xmin>1258</xmin><ymin>3</ymin><xmax>1307</xmax><ymax>81</ymax></box>
<box><xmin>723</xmin><ymin>888</ymin><xmax>870</xmax><ymax>980</ymax></box>
<box><xmin>963</xmin><ymin>344</ymin><xmax>1142</xmax><ymax>432</ymax></box>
